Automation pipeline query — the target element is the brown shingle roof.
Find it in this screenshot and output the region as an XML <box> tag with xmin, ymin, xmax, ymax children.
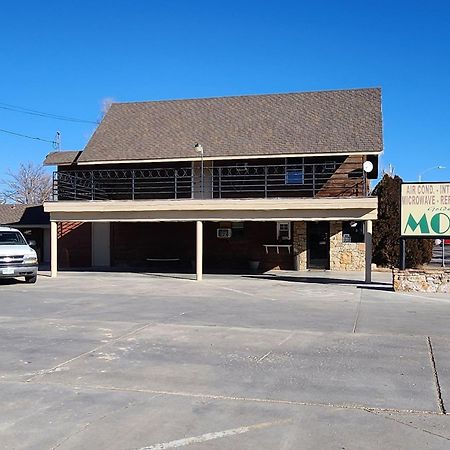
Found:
<box><xmin>0</xmin><ymin>205</ymin><xmax>49</xmax><ymax>226</ymax></box>
<box><xmin>43</xmin><ymin>150</ymin><xmax>82</xmax><ymax>166</ymax></box>
<box><xmin>77</xmin><ymin>88</ymin><xmax>383</xmax><ymax>163</ymax></box>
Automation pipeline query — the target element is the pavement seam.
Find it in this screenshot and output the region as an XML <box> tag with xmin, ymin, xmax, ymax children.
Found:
<box><xmin>368</xmin><ymin>410</ymin><xmax>450</xmax><ymax>442</ymax></box>
<box><xmin>48</xmin><ymin>394</ymin><xmax>163</xmax><ymax>450</ymax></box>
<box><xmin>24</xmin><ymin>312</ymin><xmax>189</xmax><ymax>383</ymax></box>
<box><xmin>256</xmin><ymin>331</ymin><xmax>296</xmax><ymax>363</ymax></box>
<box><xmin>26</xmin><ymin>380</ymin><xmax>441</xmax><ymax>417</ymax></box>
<box><xmin>426</xmin><ymin>336</ymin><xmax>446</xmax><ymax>414</ymax></box>
<box><xmin>352</xmin><ymin>289</ymin><xmax>363</xmax><ymax>333</ymax></box>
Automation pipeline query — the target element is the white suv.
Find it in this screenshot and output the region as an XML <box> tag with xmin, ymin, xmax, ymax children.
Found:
<box><xmin>0</xmin><ymin>226</ymin><xmax>38</xmax><ymax>283</ymax></box>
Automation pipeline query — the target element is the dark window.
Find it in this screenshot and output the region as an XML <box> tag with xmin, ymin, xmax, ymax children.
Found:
<box><xmin>0</xmin><ymin>231</ymin><xmax>27</xmax><ymax>245</ymax></box>
<box><xmin>342</xmin><ymin>221</ymin><xmax>364</xmax><ymax>243</ymax></box>
<box><xmin>232</xmin><ymin>222</ymin><xmax>245</xmax><ymax>239</ymax></box>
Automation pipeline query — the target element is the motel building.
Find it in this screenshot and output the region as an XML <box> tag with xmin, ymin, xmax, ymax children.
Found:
<box><xmin>43</xmin><ymin>88</ymin><xmax>381</xmax><ymax>281</ymax></box>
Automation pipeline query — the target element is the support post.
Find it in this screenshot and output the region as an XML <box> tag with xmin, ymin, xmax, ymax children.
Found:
<box><xmin>364</xmin><ymin>220</ymin><xmax>373</xmax><ymax>283</ymax></box>
<box><xmin>50</xmin><ymin>221</ymin><xmax>58</xmax><ymax>278</ymax></box>
<box><xmin>399</xmin><ymin>238</ymin><xmax>406</xmax><ymax>270</ymax></box>
<box><xmin>196</xmin><ymin>220</ymin><xmax>203</xmax><ymax>281</ymax></box>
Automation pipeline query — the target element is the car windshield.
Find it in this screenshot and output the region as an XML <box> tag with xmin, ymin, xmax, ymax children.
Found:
<box><xmin>0</xmin><ymin>231</ymin><xmax>27</xmax><ymax>245</ymax></box>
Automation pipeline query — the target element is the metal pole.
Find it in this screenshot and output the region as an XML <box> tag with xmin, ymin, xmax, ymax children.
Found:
<box><xmin>174</xmin><ymin>170</ymin><xmax>177</xmax><ymax>199</ymax></box>
<box><xmin>91</xmin><ymin>171</ymin><xmax>94</xmax><ymax>200</ymax></box>
<box><xmin>443</xmin><ymin>241</ymin><xmax>446</xmax><ymax>268</ymax></box>
<box><xmin>201</xmin><ymin>152</ymin><xmax>204</xmax><ymax>199</ymax></box>
<box><xmin>312</xmin><ymin>164</ymin><xmax>316</xmax><ymax>197</ymax></box>
<box><xmin>400</xmin><ymin>238</ymin><xmax>406</xmax><ymax>270</ymax></box>
<box><xmin>264</xmin><ymin>166</ymin><xmax>268</xmax><ymax>198</ymax></box>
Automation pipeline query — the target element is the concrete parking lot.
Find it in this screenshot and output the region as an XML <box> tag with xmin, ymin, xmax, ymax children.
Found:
<box><xmin>1</xmin><ymin>270</ymin><xmax>450</xmax><ymax>449</ymax></box>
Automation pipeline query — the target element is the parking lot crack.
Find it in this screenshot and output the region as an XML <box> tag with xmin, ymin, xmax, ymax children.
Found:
<box><xmin>352</xmin><ymin>289</ymin><xmax>363</xmax><ymax>333</ymax></box>
<box><xmin>25</xmin><ymin>311</ymin><xmax>190</xmax><ymax>383</ymax></box>
<box><xmin>427</xmin><ymin>336</ymin><xmax>446</xmax><ymax>414</ymax></box>
<box><xmin>48</xmin><ymin>395</ymin><xmax>162</xmax><ymax>450</ymax></box>
<box><xmin>367</xmin><ymin>410</ymin><xmax>450</xmax><ymax>442</ymax></box>
<box><xmin>256</xmin><ymin>331</ymin><xmax>295</xmax><ymax>363</ymax></box>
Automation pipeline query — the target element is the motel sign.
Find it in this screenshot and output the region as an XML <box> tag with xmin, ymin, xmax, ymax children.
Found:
<box><xmin>401</xmin><ymin>182</ymin><xmax>450</xmax><ymax>237</ymax></box>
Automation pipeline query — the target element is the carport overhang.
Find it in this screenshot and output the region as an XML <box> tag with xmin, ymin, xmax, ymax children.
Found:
<box><xmin>44</xmin><ymin>197</ymin><xmax>378</xmax><ymax>282</ymax></box>
<box><xmin>44</xmin><ymin>197</ymin><xmax>377</xmax><ymax>222</ymax></box>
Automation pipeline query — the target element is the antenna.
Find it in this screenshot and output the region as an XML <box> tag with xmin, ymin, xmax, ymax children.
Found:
<box><xmin>53</xmin><ymin>131</ymin><xmax>61</xmax><ymax>150</ymax></box>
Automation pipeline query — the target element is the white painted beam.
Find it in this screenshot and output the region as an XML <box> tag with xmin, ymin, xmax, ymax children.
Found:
<box><xmin>196</xmin><ymin>220</ymin><xmax>203</xmax><ymax>281</ymax></box>
<box><xmin>365</xmin><ymin>220</ymin><xmax>373</xmax><ymax>283</ymax></box>
<box><xmin>50</xmin><ymin>221</ymin><xmax>58</xmax><ymax>278</ymax></box>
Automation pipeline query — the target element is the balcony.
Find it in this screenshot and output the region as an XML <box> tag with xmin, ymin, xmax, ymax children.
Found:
<box><xmin>53</xmin><ymin>160</ymin><xmax>366</xmax><ymax>202</ymax></box>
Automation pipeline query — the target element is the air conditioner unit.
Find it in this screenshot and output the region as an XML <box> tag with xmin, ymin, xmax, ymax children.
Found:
<box><xmin>217</xmin><ymin>228</ymin><xmax>232</xmax><ymax>239</ymax></box>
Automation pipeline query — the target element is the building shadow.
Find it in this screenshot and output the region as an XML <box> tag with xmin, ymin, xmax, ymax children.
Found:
<box><xmin>243</xmin><ymin>273</ymin><xmax>392</xmax><ymax>287</ymax></box>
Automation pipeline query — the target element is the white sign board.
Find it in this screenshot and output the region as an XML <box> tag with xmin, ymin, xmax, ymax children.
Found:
<box><xmin>401</xmin><ymin>182</ymin><xmax>450</xmax><ymax>237</ymax></box>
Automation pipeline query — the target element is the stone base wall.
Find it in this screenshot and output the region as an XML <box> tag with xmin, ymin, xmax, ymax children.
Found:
<box><xmin>292</xmin><ymin>221</ymin><xmax>366</xmax><ymax>271</ymax></box>
<box><xmin>292</xmin><ymin>221</ymin><xmax>307</xmax><ymax>270</ymax></box>
<box><xmin>329</xmin><ymin>221</ymin><xmax>366</xmax><ymax>271</ymax></box>
<box><xmin>393</xmin><ymin>269</ymin><xmax>450</xmax><ymax>293</ymax></box>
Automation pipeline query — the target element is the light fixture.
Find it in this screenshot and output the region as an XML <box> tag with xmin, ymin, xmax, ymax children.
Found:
<box><xmin>194</xmin><ymin>143</ymin><xmax>204</xmax><ymax>198</ymax></box>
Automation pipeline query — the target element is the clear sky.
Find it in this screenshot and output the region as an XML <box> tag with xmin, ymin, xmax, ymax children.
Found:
<box><xmin>0</xmin><ymin>0</ymin><xmax>449</xmax><ymax>184</ymax></box>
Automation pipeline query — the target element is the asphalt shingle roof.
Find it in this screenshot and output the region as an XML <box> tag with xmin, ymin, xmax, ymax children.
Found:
<box><xmin>0</xmin><ymin>205</ymin><xmax>49</xmax><ymax>226</ymax></box>
<box><xmin>43</xmin><ymin>150</ymin><xmax>82</xmax><ymax>166</ymax></box>
<box><xmin>51</xmin><ymin>88</ymin><xmax>383</xmax><ymax>164</ymax></box>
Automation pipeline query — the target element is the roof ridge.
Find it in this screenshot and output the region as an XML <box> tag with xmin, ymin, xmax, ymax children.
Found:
<box><xmin>112</xmin><ymin>87</ymin><xmax>382</xmax><ymax>106</ymax></box>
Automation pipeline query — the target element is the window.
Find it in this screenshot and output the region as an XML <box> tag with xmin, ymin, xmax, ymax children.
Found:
<box><xmin>285</xmin><ymin>169</ymin><xmax>304</xmax><ymax>185</ymax></box>
<box><xmin>277</xmin><ymin>222</ymin><xmax>291</xmax><ymax>241</ymax></box>
<box><xmin>342</xmin><ymin>221</ymin><xmax>364</xmax><ymax>243</ymax></box>
<box><xmin>232</xmin><ymin>222</ymin><xmax>245</xmax><ymax>239</ymax></box>
<box><xmin>0</xmin><ymin>231</ymin><xmax>27</xmax><ymax>245</ymax></box>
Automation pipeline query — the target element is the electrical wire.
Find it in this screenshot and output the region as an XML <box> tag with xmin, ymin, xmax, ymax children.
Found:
<box><xmin>0</xmin><ymin>127</ymin><xmax>57</xmax><ymax>145</ymax></box>
<box><xmin>0</xmin><ymin>102</ymin><xmax>99</xmax><ymax>124</ymax></box>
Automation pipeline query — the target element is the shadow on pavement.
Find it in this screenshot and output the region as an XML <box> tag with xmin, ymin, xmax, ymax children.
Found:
<box><xmin>243</xmin><ymin>274</ymin><xmax>392</xmax><ymax>287</ymax></box>
<box><xmin>357</xmin><ymin>284</ymin><xmax>394</xmax><ymax>292</ymax></box>
<box><xmin>0</xmin><ymin>278</ymin><xmax>26</xmax><ymax>285</ymax></box>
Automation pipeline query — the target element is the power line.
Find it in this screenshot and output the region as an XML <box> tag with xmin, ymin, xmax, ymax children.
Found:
<box><xmin>0</xmin><ymin>102</ymin><xmax>99</xmax><ymax>125</ymax></box>
<box><xmin>0</xmin><ymin>127</ymin><xmax>57</xmax><ymax>145</ymax></box>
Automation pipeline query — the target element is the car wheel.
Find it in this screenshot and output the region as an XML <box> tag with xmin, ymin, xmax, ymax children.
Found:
<box><xmin>25</xmin><ymin>275</ymin><xmax>37</xmax><ymax>284</ymax></box>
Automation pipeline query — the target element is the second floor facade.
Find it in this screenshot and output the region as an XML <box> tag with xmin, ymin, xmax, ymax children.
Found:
<box><xmin>45</xmin><ymin>88</ymin><xmax>383</xmax><ymax>203</ymax></box>
<box><xmin>51</xmin><ymin>154</ymin><xmax>374</xmax><ymax>201</ymax></box>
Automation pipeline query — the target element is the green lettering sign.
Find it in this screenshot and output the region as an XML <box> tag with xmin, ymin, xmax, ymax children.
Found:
<box><xmin>404</xmin><ymin>213</ymin><xmax>430</xmax><ymax>234</ymax></box>
<box><xmin>430</xmin><ymin>213</ymin><xmax>450</xmax><ymax>234</ymax></box>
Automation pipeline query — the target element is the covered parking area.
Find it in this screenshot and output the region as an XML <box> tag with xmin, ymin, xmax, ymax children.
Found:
<box><xmin>44</xmin><ymin>197</ymin><xmax>378</xmax><ymax>282</ymax></box>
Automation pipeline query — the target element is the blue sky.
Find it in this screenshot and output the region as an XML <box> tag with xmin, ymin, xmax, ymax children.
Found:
<box><xmin>0</xmin><ymin>0</ymin><xmax>449</xmax><ymax>184</ymax></box>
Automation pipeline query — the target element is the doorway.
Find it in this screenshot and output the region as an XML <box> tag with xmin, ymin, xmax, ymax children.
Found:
<box><xmin>307</xmin><ymin>221</ymin><xmax>330</xmax><ymax>269</ymax></box>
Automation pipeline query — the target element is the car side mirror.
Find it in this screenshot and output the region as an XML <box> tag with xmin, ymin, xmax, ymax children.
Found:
<box><xmin>28</xmin><ymin>240</ymin><xmax>37</xmax><ymax>247</ymax></box>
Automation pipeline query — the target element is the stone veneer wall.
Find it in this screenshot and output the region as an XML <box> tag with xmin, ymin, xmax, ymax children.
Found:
<box><xmin>329</xmin><ymin>221</ymin><xmax>366</xmax><ymax>270</ymax></box>
<box><xmin>292</xmin><ymin>222</ymin><xmax>307</xmax><ymax>270</ymax></box>
<box><xmin>292</xmin><ymin>221</ymin><xmax>366</xmax><ymax>271</ymax></box>
<box><xmin>393</xmin><ymin>269</ymin><xmax>450</xmax><ymax>293</ymax></box>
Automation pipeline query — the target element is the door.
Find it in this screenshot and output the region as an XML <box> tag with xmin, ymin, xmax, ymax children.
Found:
<box><xmin>307</xmin><ymin>222</ymin><xmax>330</xmax><ymax>269</ymax></box>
